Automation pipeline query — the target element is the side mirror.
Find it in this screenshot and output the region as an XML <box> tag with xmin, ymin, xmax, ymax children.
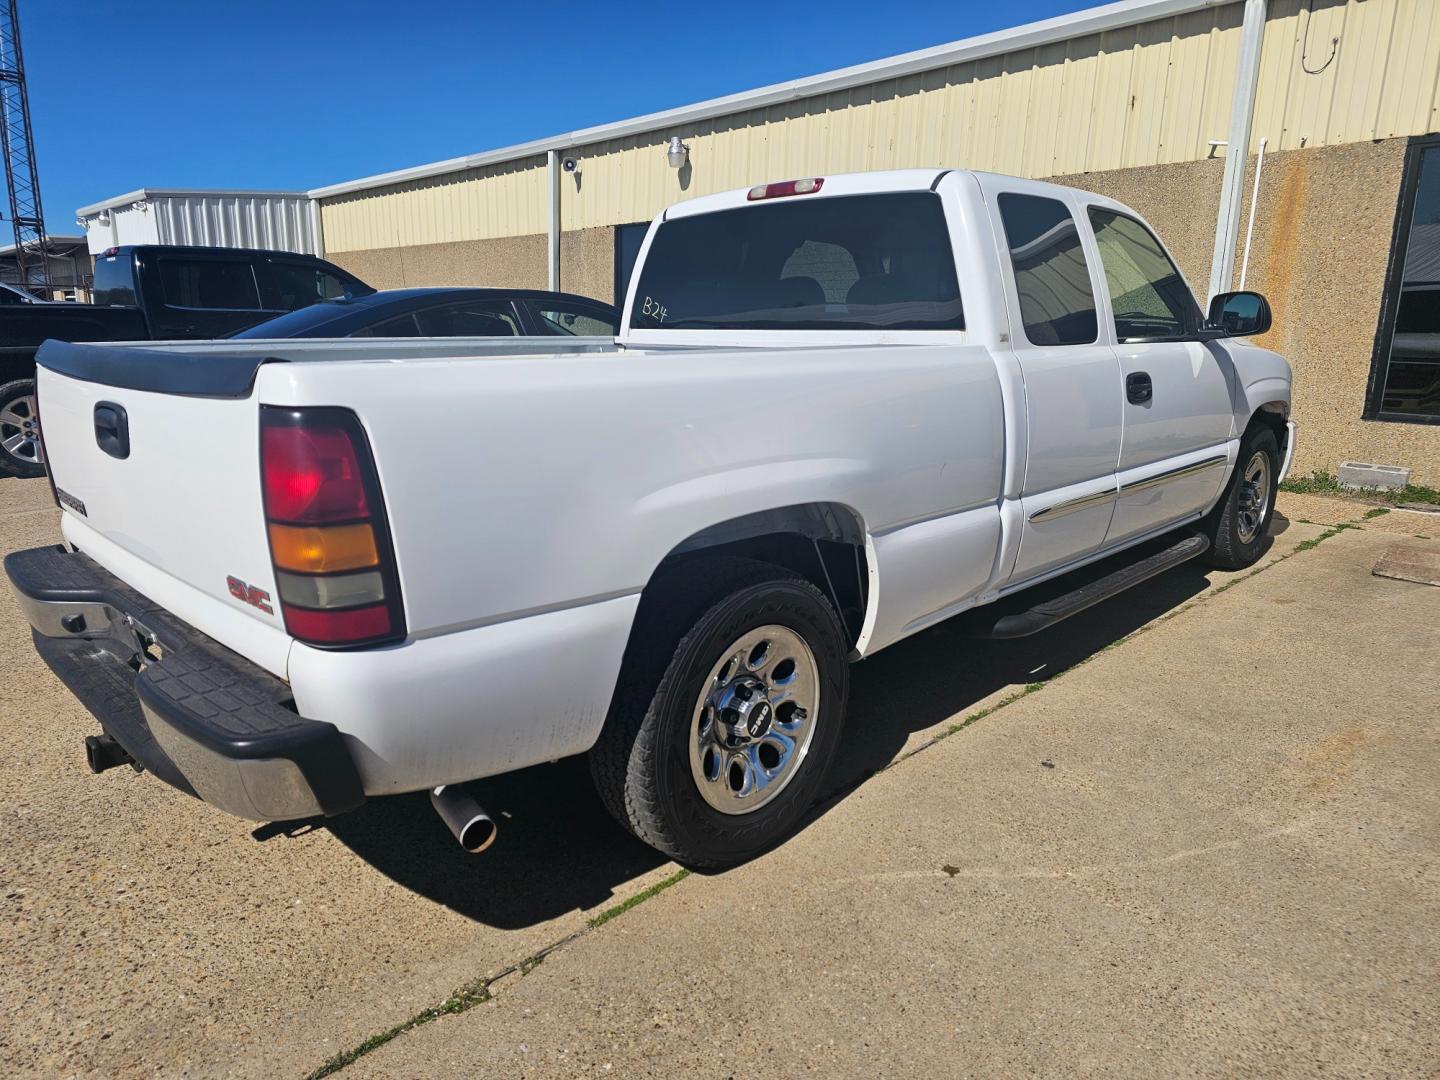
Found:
<box><xmin>1205</xmin><ymin>290</ymin><xmax>1272</xmax><ymax>338</ymax></box>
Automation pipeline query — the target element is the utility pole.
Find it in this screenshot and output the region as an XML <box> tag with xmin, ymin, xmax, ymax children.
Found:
<box><xmin>0</xmin><ymin>0</ymin><xmax>50</xmax><ymax>295</ymax></box>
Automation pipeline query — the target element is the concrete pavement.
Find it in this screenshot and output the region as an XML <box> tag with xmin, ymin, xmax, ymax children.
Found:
<box><xmin>347</xmin><ymin>524</ymin><xmax>1440</xmax><ymax>1079</ymax></box>
<box><xmin>1</xmin><ymin>475</ymin><xmax>1435</xmax><ymax>1078</ymax></box>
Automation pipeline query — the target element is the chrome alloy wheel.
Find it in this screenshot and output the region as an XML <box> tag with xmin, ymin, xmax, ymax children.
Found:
<box><xmin>0</xmin><ymin>392</ymin><xmax>42</xmax><ymax>467</ymax></box>
<box><xmin>1236</xmin><ymin>450</ymin><xmax>1271</xmax><ymax>544</ymax></box>
<box><xmin>690</xmin><ymin>624</ymin><xmax>820</xmax><ymax>815</ymax></box>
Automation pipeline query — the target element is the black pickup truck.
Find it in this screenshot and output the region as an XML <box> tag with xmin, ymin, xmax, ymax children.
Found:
<box><xmin>0</xmin><ymin>244</ymin><xmax>371</xmax><ymax>477</ymax></box>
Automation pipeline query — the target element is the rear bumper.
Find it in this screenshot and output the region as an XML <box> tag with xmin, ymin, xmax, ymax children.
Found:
<box><xmin>5</xmin><ymin>544</ymin><xmax>364</xmax><ymax>821</ymax></box>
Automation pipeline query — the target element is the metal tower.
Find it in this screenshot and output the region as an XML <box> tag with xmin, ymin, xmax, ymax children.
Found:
<box><xmin>0</xmin><ymin>0</ymin><xmax>48</xmax><ymax>293</ymax></box>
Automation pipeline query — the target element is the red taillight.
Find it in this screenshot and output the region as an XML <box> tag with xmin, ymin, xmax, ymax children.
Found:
<box><xmin>262</xmin><ymin>424</ymin><xmax>370</xmax><ymax>523</ymax></box>
<box><xmin>281</xmin><ymin>603</ymin><xmax>393</xmax><ymax>644</ymax></box>
<box><xmin>259</xmin><ymin>407</ymin><xmax>404</xmax><ymax>648</ymax></box>
<box><xmin>747</xmin><ymin>177</ymin><xmax>824</xmax><ymax>201</ymax></box>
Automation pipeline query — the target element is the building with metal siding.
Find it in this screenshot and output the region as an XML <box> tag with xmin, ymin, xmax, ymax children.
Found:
<box><xmin>314</xmin><ymin>0</ymin><xmax>1440</xmax><ymax>253</ymax></box>
<box><xmin>75</xmin><ymin>189</ymin><xmax>321</xmax><ymax>258</ymax></box>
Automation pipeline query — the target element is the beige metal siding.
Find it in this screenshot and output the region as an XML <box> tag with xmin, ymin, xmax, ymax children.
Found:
<box><xmin>321</xmin><ymin>0</ymin><xmax>1440</xmax><ymax>247</ymax></box>
<box><xmin>560</xmin><ymin>6</ymin><xmax>1252</xmax><ymax>230</ymax></box>
<box><xmin>321</xmin><ymin>156</ymin><xmax>546</xmax><ymax>253</ymax></box>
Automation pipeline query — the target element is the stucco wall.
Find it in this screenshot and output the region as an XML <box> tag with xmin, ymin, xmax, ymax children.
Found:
<box><xmin>1058</xmin><ymin>137</ymin><xmax>1440</xmax><ymax>485</ymax></box>
<box><xmin>324</xmin><ymin>225</ymin><xmax>615</xmax><ymax>302</ymax></box>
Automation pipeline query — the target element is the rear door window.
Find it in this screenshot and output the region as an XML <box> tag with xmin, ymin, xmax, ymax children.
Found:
<box><xmin>533</xmin><ymin>301</ymin><xmax>617</xmax><ymax>336</ymax></box>
<box><xmin>261</xmin><ymin>261</ymin><xmax>351</xmax><ymax>311</ymax></box>
<box><xmin>628</xmin><ymin>192</ymin><xmax>963</xmax><ymax>331</ymax></box>
<box><xmin>156</xmin><ymin>258</ymin><xmax>261</xmax><ymax>310</ymax></box>
<box><xmin>996</xmin><ymin>193</ymin><xmax>1098</xmax><ymax>346</ymax></box>
<box><xmin>412</xmin><ymin>301</ymin><xmax>520</xmax><ymax>336</ymax></box>
<box><xmin>354</xmin><ymin>313</ymin><xmax>422</xmax><ymax>337</ymax></box>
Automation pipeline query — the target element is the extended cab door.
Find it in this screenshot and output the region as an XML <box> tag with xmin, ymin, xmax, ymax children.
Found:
<box><xmin>140</xmin><ymin>250</ymin><xmax>272</xmax><ymax>338</ymax></box>
<box><xmin>1084</xmin><ymin>207</ymin><xmax>1234</xmax><ymax>544</ymax></box>
<box><xmin>982</xmin><ymin>179</ymin><xmax>1123</xmax><ymax>583</ymax></box>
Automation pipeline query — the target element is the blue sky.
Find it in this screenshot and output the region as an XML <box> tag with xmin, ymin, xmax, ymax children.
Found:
<box><xmin>25</xmin><ymin>0</ymin><xmax>1096</xmax><ymax>226</ymax></box>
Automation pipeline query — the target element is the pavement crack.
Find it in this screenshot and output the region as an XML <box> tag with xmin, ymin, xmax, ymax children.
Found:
<box><xmin>304</xmin><ymin>868</ymin><xmax>691</xmax><ymax>1079</ymax></box>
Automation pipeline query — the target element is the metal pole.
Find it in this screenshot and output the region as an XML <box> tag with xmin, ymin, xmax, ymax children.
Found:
<box><xmin>1238</xmin><ymin>136</ymin><xmax>1267</xmax><ymax>291</ymax></box>
<box><xmin>546</xmin><ymin>149</ymin><xmax>560</xmax><ymax>291</ymax></box>
<box><xmin>1207</xmin><ymin>0</ymin><xmax>1267</xmax><ymax>302</ymax></box>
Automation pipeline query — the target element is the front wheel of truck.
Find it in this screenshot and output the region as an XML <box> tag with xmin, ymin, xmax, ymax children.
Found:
<box><xmin>590</xmin><ymin>558</ymin><xmax>850</xmax><ymax>869</ymax></box>
<box><xmin>1202</xmin><ymin>425</ymin><xmax>1280</xmax><ymax>570</ymax></box>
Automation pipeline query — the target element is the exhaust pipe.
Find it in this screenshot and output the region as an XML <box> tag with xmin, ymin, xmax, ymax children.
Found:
<box><xmin>430</xmin><ymin>785</ymin><xmax>497</xmax><ymax>853</ymax></box>
<box><xmin>85</xmin><ymin>734</ymin><xmax>133</xmax><ymax>774</ymax></box>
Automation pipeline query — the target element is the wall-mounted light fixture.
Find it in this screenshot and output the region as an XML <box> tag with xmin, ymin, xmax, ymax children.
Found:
<box><xmin>666</xmin><ymin>136</ymin><xmax>689</xmax><ymax>169</ymax></box>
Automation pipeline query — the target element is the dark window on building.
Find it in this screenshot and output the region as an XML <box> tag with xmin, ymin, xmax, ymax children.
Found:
<box><xmin>157</xmin><ymin>258</ymin><xmax>260</xmax><ymax>310</ymax></box>
<box><xmin>614</xmin><ymin>222</ymin><xmax>649</xmax><ymax>306</ymax></box>
<box><xmin>1367</xmin><ymin>135</ymin><xmax>1440</xmax><ymax>422</ymax></box>
<box><xmin>997</xmin><ymin>193</ymin><xmax>1097</xmax><ymax>347</ymax></box>
<box><xmin>628</xmin><ymin>193</ymin><xmax>963</xmax><ymax>331</ymax></box>
<box><xmin>1088</xmin><ymin>208</ymin><xmax>1201</xmax><ymax>341</ymax></box>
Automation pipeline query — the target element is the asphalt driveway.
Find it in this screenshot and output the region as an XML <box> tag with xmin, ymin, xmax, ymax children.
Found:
<box><xmin>1</xmin><ymin>476</ymin><xmax>1435</xmax><ymax>1078</ymax></box>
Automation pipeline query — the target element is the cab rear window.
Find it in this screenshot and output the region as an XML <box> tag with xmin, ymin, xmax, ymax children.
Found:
<box><xmin>629</xmin><ymin>192</ymin><xmax>963</xmax><ymax>331</ymax></box>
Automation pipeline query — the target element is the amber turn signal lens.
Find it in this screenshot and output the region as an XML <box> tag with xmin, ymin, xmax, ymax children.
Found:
<box><xmin>268</xmin><ymin>522</ymin><xmax>379</xmax><ymax>573</ymax></box>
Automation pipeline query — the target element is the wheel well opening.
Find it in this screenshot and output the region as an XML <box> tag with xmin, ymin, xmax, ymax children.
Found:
<box><xmin>1250</xmin><ymin>402</ymin><xmax>1288</xmax><ymax>448</ymax></box>
<box><xmin>648</xmin><ymin>504</ymin><xmax>870</xmax><ymax>648</ymax></box>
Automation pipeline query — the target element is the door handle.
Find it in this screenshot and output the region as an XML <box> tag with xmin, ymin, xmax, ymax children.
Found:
<box><xmin>94</xmin><ymin>402</ymin><xmax>130</xmax><ymax>459</ymax></box>
<box><xmin>1126</xmin><ymin>371</ymin><xmax>1153</xmax><ymax>405</ymax></box>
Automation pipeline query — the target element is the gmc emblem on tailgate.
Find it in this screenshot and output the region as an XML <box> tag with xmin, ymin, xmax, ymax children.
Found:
<box><xmin>226</xmin><ymin>575</ymin><xmax>274</xmax><ymax>615</ymax></box>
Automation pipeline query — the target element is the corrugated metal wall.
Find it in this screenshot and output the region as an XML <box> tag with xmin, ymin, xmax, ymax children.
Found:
<box><xmin>319</xmin><ymin>0</ymin><xmax>1440</xmax><ymax>252</ymax></box>
<box><xmin>153</xmin><ymin>194</ymin><xmax>318</xmax><ymax>253</ymax></box>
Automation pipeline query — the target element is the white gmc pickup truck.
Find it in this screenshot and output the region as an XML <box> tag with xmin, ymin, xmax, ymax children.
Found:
<box><xmin>8</xmin><ymin>169</ymin><xmax>1295</xmax><ymax>867</ymax></box>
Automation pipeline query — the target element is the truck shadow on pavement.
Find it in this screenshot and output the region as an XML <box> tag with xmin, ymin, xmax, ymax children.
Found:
<box><xmin>318</xmin><ymin>521</ymin><xmax>1283</xmax><ymax>925</ymax></box>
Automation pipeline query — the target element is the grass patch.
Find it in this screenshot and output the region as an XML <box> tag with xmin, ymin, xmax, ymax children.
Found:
<box><xmin>1280</xmin><ymin>470</ymin><xmax>1440</xmax><ymax>507</ymax></box>
<box><xmin>1293</xmin><ymin>522</ymin><xmax>1358</xmax><ymax>552</ymax></box>
<box><xmin>306</xmin><ymin>977</ymin><xmax>496</xmax><ymax>1079</ymax></box>
<box><xmin>1363</xmin><ymin>507</ymin><xmax>1391</xmax><ymax>519</ymax></box>
<box><xmin>588</xmin><ymin>868</ymin><xmax>690</xmax><ymax>929</ymax></box>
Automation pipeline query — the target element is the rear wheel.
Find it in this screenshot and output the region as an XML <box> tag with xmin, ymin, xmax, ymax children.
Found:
<box><xmin>0</xmin><ymin>378</ymin><xmax>44</xmax><ymax>478</ymax></box>
<box><xmin>590</xmin><ymin>559</ymin><xmax>849</xmax><ymax>868</ymax></box>
<box><xmin>1203</xmin><ymin>426</ymin><xmax>1279</xmax><ymax>570</ymax></box>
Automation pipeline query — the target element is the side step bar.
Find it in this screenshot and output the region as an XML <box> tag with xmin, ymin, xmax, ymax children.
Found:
<box><xmin>982</xmin><ymin>533</ymin><xmax>1211</xmax><ymax>639</ymax></box>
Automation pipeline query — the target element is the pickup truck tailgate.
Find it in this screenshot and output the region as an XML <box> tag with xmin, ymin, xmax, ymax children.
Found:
<box><xmin>36</xmin><ymin>344</ymin><xmax>290</xmax><ymax>676</ymax></box>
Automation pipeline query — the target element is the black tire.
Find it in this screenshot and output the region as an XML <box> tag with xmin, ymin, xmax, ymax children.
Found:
<box><xmin>0</xmin><ymin>378</ymin><xmax>45</xmax><ymax>479</ymax></box>
<box><xmin>1202</xmin><ymin>426</ymin><xmax>1279</xmax><ymax>570</ymax></box>
<box><xmin>590</xmin><ymin>557</ymin><xmax>850</xmax><ymax>868</ymax></box>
